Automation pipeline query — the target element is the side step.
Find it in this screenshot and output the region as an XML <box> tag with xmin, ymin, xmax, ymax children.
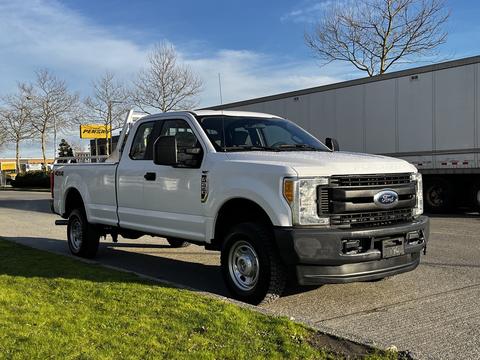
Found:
<box><xmin>55</xmin><ymin>219</ymin><xmax>69</xmax><ymax>226</ymax></box>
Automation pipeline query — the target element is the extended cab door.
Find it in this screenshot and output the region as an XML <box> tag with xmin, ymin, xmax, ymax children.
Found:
<box><xmin>116</xmin><ymin>119</ymin><xmax>160</xmax><ymax>229</ymax></box>
<box><xmin>141</xmin><ymin>117</ymin><xmax>207</xmax><ymax>241</ymax></box>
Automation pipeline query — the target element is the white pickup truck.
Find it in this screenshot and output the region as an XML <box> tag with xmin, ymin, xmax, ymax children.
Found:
<box><xmin>52</xmin><ymin>110</ymin><xmax>429</xmax><ymax>304</ymax></box>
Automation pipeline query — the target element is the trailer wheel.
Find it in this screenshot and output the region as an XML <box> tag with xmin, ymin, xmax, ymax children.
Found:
<box><xmin>471</xmin><ymin>184</ymin><xmax>480</xmax><ymax>213</ymax></box>
<box><xmin>67</xmin><ymin>208</ymin><xmax>100</xmax><ymax>258</ymax></box>
<box><xmin>221</xmin><ymin>222</ymin><xmax>286</xmax><ymax>305</ymax></box>
<box><xmin>166</xmin><ymin>238</ymin><xmax>191</xmax><ymax>248</ymax></box>
<box><xmin>424</xmin><ymin>178</ymin><xmax>453</xmax><ymax>212</ymax></box>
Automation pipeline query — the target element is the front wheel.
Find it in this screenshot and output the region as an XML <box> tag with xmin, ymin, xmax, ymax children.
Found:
<box><xmin>220</xmin><ymin>222</ymin><xmax>286</xmax><ymax>305</ymax></box>
<box><xmin>67</xmin><ymin>208</ymin><xmax>100</xmax><ymax>258</ymax></box>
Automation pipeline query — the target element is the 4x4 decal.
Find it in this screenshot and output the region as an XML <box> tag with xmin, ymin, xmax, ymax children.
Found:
<box><xmin>201</xmin><ymin>171</ymin><xmax>209</xmax><ymax>202</ymax></box>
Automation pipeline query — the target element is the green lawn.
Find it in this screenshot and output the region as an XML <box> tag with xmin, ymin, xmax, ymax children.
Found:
<box><xmin>0</xmin><ymin>239</ymin><xmax>395</xmax><ymax>359</ymax></box>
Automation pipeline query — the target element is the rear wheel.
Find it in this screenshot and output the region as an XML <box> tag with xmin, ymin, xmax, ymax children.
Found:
<box><xmin>67</xmin><ymin>208</ymin><xmax>100</xmax><ymax>258</ymax></box>
<box><xmin>166</xmin><ymin>238</ymin><xmax>191</xmax><ymax>248</ymax></box>
<box><xmin>471</xmin><ymin>184</ymin><xmax>480</xmax><ymax>212</ymax></box>
<box><xmin>221</xmin><ymin>222</ymin><xmax>286</xmax><ymax>305</ymax></box>
<box><xmin>424</xmin><ymin>178</ymin><xmax>453</xmax><ymax>212</ymax></box>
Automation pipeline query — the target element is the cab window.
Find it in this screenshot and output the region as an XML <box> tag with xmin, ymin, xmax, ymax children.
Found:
<box><xmin>129</xmin><ymin>122</ymin><xmax>156</xmax><ymax>160</ymax></box>
<box><xmin>160</xmin><ymin>119</ymin><xmax>199</xmax><ymax>150</ymax></box>
<box><xmin>159</xmin><ymin>119</ymin><xmax>203</xmax><ymax>167</ymax></box>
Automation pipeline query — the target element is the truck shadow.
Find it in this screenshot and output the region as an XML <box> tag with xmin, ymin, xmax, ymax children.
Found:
<box><xmin>0</xmin><ymin>236</ymin><xmax>229</xmax><ymax>297</ymax></box>
<box><xmin>0</xmin><ymin>199</ymin><xmax>52</xmax><ymax>214</ymax></box>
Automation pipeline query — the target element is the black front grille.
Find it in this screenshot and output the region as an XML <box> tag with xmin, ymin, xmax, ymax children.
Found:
<box><xmin>316</xmin><ymin>173</ymin><xmax>417</xmax><ymax>228</ymax></box>
<box><xmin>317</xmin><ymin>187</ymin><xmax>330</xmax><ymax>214</ymax></box>
<box><xmin>330</xmin><ymin>174</ymin><xmax>411</xmax><ymax>187</ymax></box>
<box><xmin>330</xmin><ymin>208</ymin><xmax>413</xmax><ymax>228</ymax></box>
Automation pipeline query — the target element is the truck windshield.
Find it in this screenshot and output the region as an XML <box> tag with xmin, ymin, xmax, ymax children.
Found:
<box><xmin>198</xmin><ymin>116</ymin><xmax>330</xmax><ymax>152</ymax></box>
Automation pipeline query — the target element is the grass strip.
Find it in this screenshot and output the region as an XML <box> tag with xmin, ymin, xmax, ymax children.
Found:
<box><xmin>0</xmin><ymin>238</ymin><xmax>396</xmax><ymax>359</ymax></box>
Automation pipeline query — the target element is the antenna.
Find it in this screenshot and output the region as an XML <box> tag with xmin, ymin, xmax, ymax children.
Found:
<box><xmin>218</xmin><ymin>73</ymin><xmax>223</xmax><ymax>105</ymax></box>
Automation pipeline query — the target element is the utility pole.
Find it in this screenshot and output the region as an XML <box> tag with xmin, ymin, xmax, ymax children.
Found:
<box><xmin>218</xmin><ymin>73</ymin><xmax>223</xmax><ymax>105</ymax></box>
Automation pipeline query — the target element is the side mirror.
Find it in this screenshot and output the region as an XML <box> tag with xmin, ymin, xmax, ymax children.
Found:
<box><xmin>153</xmin><ymin>136</ymin><xmax>177</xmax><ymax>166</ymax></box>
<box><xmin>325</xmin><ymin>137</ymin><xmax>340</xmax><ymax>151</ymax></box>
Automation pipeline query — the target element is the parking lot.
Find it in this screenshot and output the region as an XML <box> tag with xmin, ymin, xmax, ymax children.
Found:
<box><xmin>0</xmin><ymin>190</ymin><xmax>479</xmax><ymax>359</ymax></box>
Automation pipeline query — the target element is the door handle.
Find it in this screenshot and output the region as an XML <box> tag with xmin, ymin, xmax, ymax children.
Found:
<box><xmin>144</xmin><ymin>172</ymin><xmax>156</xmax><ymax>181</ymax></box>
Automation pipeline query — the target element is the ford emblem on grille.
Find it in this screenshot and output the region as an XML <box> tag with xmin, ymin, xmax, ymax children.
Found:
<box><xmin>373</xmin><ymin>189</ymin><xmax>399</xmax><ymax>209</ymax></box>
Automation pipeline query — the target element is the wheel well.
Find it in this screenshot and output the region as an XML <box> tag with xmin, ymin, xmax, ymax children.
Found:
<box><xmin>212</xmin><ymin>198</ymin><xmax>273</xmax><ymax>250</ymax></box>
<box><xmin>63</xmin><ymin>188</ymin><xmax>85</xmax><ymax>218</ymax></box>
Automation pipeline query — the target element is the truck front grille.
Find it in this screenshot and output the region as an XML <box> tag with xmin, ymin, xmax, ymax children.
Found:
<box><xmin>318</xmin><ymin>173</ymin><xmax>416</xmax><ymax>228</ymax></box>
<box><xmin>330</xmin><ymin>208</ymin><xmax>413</xmax><ymax>228</ymax></box>
<box><xmin>330</xmin><ymin>174</ymin><xmax>411</xmax><ymax>187</ymax></box>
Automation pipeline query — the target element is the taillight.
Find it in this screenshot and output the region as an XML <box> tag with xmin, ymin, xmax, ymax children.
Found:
<box><xmin>50</xmin><ymin>172</ymin><xmax>54</xmax><ymax>198</ymax></box>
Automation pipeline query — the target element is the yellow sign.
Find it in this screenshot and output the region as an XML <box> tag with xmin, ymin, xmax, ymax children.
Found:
<box><xmin>80</xmin><ymin>124</ymin><xmax>112</xmax><ymax>139</ymax></box>
<box><xmin>0</xmin><ymin>162</ymin><xmax>16</xmax><ymax>171</ymax></box>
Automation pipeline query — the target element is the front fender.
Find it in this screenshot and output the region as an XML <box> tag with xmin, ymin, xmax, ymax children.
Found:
<box><xmin>206</xmin><ymin>173</ymin><xmax>293</xmax><ymax>228</ymax></box>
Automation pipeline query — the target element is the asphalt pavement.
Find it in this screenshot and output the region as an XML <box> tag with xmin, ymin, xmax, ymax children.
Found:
<box><xmin>0</xmin><ymin>190</ymin><xmax>479</xmax><ymax>359</ymax></box>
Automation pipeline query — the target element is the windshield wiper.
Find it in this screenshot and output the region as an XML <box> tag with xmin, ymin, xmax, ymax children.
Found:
<box><xmin>275</xmin><ymin>144</ymin><xmax>320</xmax><ymax>151</ymax></box>
<box><xmin>222</xmin><ymin>145</ymin><xmax>279</xmax><ymax>152</ymax></box>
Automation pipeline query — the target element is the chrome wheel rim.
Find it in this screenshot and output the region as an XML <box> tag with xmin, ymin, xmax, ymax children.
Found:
<box><xmin>228</xmin><ymin>240</ymin><xmax>259</xmax><ymax>291</ymax></box>
<box><xmin>69</xmin><ymin>217</ymin><xmax>83</xmax><ymax>251</ymax></box>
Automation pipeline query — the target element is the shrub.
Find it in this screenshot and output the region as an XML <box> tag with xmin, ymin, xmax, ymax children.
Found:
<box><xmin>11</xmin><ymin>171</ymin><xmax>50</xmax><ymax>188</ymax></box>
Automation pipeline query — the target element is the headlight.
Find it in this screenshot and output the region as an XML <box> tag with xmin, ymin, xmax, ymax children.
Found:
<box><xmin>283</xmin><ymin>177</ymin><xmax>330</xmax><ymax>226</ymax></box>
<box><xmin>411</xmin><ymin>173</ymin><xmax>423</xmax><ymax>217</ymax></box>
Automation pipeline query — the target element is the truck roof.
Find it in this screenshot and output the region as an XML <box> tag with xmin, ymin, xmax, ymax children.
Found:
<box><xmin>191</xmin><ymin>110</ymin><xmax>282</xmax><ymax>119</ymax></box>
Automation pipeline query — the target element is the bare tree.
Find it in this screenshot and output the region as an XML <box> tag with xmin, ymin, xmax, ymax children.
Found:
<box><xmin>83</xmin><ymin>71</ymin><xmax>129</xmax><ymax>155</ymax></box>
<box><xmin>0</xmin><ymin>127</ymin><xmax>5</xmax><ymax>149</ymax></box>
<box><xmin>28</xmin><ymin>69</ymin><xmax>80</xmax><ymax>168</ymax></box>
<box><xmin>130</xmin><ymin>42</ymin><xmax>203</xmax><ymax>113</ymax></box>
<box><xmin>305</xmin><ymin>0</ymin><xmax>449</xmax><ymax>76</ymax></box>
<box><xmin>0</xmin><ymin>84</ymin><xmax>34</xmax><ymax>173</ymax></box>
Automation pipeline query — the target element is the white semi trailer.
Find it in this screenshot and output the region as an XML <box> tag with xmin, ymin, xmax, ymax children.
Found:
<box><xmin>208</xmin><ymin>56</ymin><xmax>480</xmax><ymax>212</ymax></box>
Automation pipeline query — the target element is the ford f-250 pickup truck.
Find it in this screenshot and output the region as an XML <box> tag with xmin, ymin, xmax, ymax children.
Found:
<box><xmin>52</xmin><ymin>110</ymin><xmax>429</xmax><ymax>305</ymax></box>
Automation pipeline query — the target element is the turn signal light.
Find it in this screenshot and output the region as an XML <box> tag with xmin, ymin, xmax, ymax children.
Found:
<box><xmin>283</xmin><ymin>179</ymin><xmax>294</xmax><ymax>204</ymax></box>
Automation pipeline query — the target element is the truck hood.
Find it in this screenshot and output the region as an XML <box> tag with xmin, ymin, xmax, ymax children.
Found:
<box><xmin>225</xmin><ymin>151</ymin><xmax>416</xmax><ymax>177</ymax></box>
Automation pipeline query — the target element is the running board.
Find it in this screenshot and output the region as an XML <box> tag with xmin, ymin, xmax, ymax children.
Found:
<box><xmin>55</xmin><ymin>219</ymin><xmax>68</xmax><ymax>226</ymax></box>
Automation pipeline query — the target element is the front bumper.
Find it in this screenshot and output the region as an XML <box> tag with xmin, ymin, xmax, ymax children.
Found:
<box><xmin>273</xmin><ymin>216</ymin><xmax>429</xmax><ymax>285</ymax></box>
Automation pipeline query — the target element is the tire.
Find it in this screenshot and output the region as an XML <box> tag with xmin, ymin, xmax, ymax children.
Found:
<box><xmin>471</xmin><ymin>184</ymin><xmax>480</xmax><ymax>213</ymax></box>
<box><xmin>424</xmin><ymin>178</ymin><xmax>453</xmax><ymax>213</ymax></box>
<box><xmin>220</xmin><ymin>222</ymin><xmax>286</xmax><ymax>305</ymax></box>
<box><xmin>166</xmin><ymin>238</ymin><xmax>191</xmax><ymax>248</ymax></box>
<box><xmin>67</xmin><ymin>208</ymin><xmax>100</xmax><ymax>258</ymax></box>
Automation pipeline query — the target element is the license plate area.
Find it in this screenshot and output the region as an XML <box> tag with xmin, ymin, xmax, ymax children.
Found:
<box><xmin>382</xmin><ymin>237</ymin><xmax>405</xmax><ymax>258</ymax></box>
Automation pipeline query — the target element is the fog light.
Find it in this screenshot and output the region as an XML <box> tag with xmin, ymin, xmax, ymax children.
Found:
<box><xmin>343</xmin><ymin>239</ymin><xmax>360</xmax><ymax>254</ymax></box>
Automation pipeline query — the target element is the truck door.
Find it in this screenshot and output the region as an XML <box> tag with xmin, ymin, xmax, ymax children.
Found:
<box><xmin>116</xmin><ymin>120</ymin><xmax>160</xmax><ymax>230</ymax></box>
<box><xmin>141</xmin><ymin>118</ymin><xmax>207</xmax><ymax>241</ymax></box>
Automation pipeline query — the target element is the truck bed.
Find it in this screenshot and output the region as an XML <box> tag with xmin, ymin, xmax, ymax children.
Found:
<box><xmin>53</xmin><ymin>163</ymin><xmax>119</xmax><ymax>226</ymax></box>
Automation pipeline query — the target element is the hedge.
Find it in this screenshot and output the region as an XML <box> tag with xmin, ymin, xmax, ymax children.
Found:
<box><xmin>11</xmin><ymin>171</ymin><xmax>50</xmax><ymax>188</ymax></box>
